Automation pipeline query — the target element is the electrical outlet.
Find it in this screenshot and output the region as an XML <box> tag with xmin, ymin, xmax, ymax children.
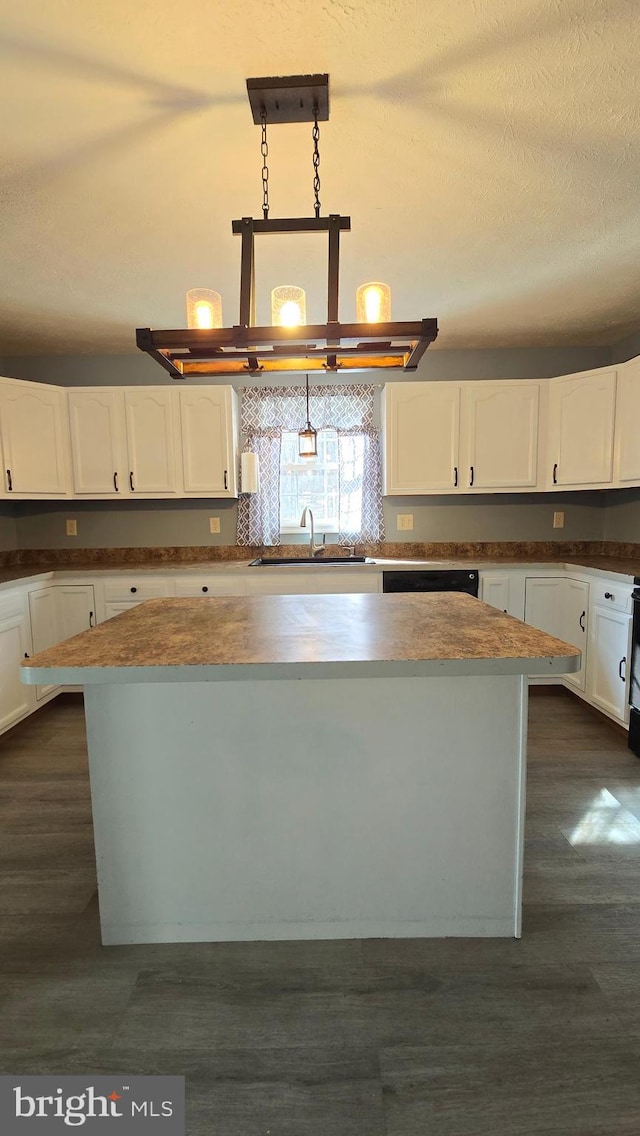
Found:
<box><xmin>553</xmin><ymin>511</ymin><xmax>565</xmax><ymax>529</ymax></box>
<box><xmin>209</xmin><ymin>516</ymin><xmax>221</xmax><ymax>534</ymax></box>
<box><xmin>66</xmin><ymin>519</ymin><xmax>77</xmax><ymax>537</ymax></box>
<box><xmin>397</xmin><ymin>514</ymin><xmax>414</xmax><ymax>531</ymax></box>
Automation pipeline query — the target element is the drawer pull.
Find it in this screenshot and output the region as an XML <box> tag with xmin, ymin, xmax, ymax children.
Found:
<box><xmin>619</xmin><ymin>657</ymin><xmax>627</xmax><ymax>681</ymax></box>
<box><xmin>604</xmin><ymin>591</ymin><xmax>614</xmax><ymax>600</ymax></box>
<box><xmin>130</xmin><ymin>586</ymin><xmax>137</xmax><ymax>594</ymax></box>
<box><xmin>202</xmin><ymin>586</ymin><xmax>209</xmax><ymax>593</ymax></box>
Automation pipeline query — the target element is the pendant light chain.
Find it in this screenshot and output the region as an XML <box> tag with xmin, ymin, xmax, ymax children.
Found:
<box><xmin>260</xmin><ymin>108</ymin><xmax>269</xmax><ymax>219</ymax></box>
<box><xmin>306</xmin><ymin>372</ymin><xmax>311</xmax><ymax>425</ymax></box>
<box><xmin>312</xmin><ymin>108</ymin><xmax>321</xmax><ymax>218</ymax></box>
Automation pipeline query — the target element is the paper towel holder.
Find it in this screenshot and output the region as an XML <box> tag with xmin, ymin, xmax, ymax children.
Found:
<box><xmin>240</xmin><ymin>451</ymin><xmax>260</xmax><ymax>494</ymax></box>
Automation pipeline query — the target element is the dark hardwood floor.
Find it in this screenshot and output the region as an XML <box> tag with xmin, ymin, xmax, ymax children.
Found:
<box><xmin>1</xmin><ymin>689</ymin><xmax>640</xmax><ymax>1134</ymax></box>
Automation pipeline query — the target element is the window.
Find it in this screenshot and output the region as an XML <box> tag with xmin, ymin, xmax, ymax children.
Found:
<box><xmin>237</xmin><ymin>384</ymin><xmax>383</xmax><ymax>547</ymax></box>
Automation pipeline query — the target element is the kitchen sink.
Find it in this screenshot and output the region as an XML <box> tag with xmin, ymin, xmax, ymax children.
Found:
<box><xmin>248</xmin><ymin>556</ymin><xmax>372</xmax><ymax>566</ymax></box>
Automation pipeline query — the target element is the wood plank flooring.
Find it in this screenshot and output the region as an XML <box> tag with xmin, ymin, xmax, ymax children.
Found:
<box><xmin>1</xmin><ymin>689</ymin><xmax>640</xmax><ymax>1134</ymax></box>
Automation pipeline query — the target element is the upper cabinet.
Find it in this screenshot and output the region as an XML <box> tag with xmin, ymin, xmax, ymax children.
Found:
<box><xmin>179</xmin><ymin>387</ymin><xmax>238</xmax><ymax>497</ymax></box>
<box><xmin>614</xmin><ymin>357</ymin><xmax>640</xmax><ymax>484</ymax></box>
<box><xmin>383</xmin><ymin>379</ymin><xmax>541</xmax><ymax>494</ymax></box>
<box><xmin>0</xmin><ymin>378</ymin><xmax>69</xmax><ymax>497</ymax></box>
<box><xmin>546</xmin><ymin>368</ymin><xmax>617</xmax><ymax>489</ymax></box>
<box><xmin>382</xmin><ymin>382</ymin><xmax>460</xmax><ymax>493</ymax></box>
<box><xmin>67</xmin><ymin>385</ymin><xmax>238</xmax><ymax>499</ymax></box>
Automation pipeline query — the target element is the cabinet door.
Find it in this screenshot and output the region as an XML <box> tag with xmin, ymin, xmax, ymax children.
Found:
<box><xmin>68</xmin><ymin>391</ymin><xmax>126</xmax><ymax>495</ymax></box>
<box><xmin>56</xmin><ymin>584</ymin><xmax>96</xmax><ymax>640</ymax></box>
<box><xmin>480</xmin><ymin>571</ymin><xmax>525</xmax><ymax>620</ymax></box>
<box><xmin>28</xmin><ymin>587</ymin><xmax>60</xmax><ymax>700</ymax></box>
<box><xmin>180</xmin><ymin>387</ymin><xmax>238</xmax><ymax>497</ymax></box>
<box><xmin>562</xmin><ymin>578</ymin><xmax>589</xmax><ymax>692</ymax></box>
<box><xmin>0</xmin><ymin>382</ymin><xmax>68</xmax><ymax>496</ymax></box>
<box><xmin>524</xmin><ymin>577</ymin><xmax>566</xmax><ymax>637</ymax></box>
<box><xmin>124</xmin><ymin>389</ymin><xmax>180</xmax><ymax>495</ymax></box>
<box><xmin>614</xmin><ymin>358</ymin><xmax>640</xmax><ymax>484</ymax></box>
<box><xmin>382</xmin><ymin>382</ymin><xmax>460</xmax><ymax>493</ymax></box>
<box><xmin>547</xmin><ymin>369</ymin><xmax>616</xmax><ymax>487</ymax></box>
<box><xmin>0</xmin><ymin>597</ymin><xmax>32</xmax><ymax>732</ymax></box>
<box><xmin>588</xmin><ymin>604</ymin><xmax>631</xmax><ymax>723</ymax></box>
<box><xmin>463</xmin><ymin>382</ymin><xmax>539</xmax><ymax>489</ymax></box>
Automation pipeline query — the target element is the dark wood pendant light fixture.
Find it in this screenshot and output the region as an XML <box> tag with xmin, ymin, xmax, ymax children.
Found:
<box><xmin>136</xmin><ymin>74</ymin><xmax>438</xmax><ymax>379</ymax></box>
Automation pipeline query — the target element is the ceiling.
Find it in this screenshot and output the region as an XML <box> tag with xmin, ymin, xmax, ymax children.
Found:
<box><xmin>1</xmin><ymin>0</ymin><xmax>639</xmax><ymax>356</ymax></box>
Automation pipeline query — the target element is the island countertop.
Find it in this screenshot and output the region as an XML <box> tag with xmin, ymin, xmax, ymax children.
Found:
<box><xmin>20</xmin><ymin>592</ymin><xmax>580</xmax><ymax>684</ymax></box>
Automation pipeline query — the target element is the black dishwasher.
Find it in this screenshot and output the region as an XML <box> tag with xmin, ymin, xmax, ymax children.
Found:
<box><xmin>382</xmin><ymin>569</ymin><xmax>479</xmax><ymax>596</ymax></box>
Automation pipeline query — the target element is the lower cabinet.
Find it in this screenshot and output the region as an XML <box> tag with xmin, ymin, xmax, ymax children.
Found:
<box><xmin>587</xmin><ymin>603</ymin><xmax>632</xmax><ymax>723</ymax></box>
<box><xmin>523</xmin><ymin>575</ymin><xmax>588</xmax><ymax>690</ymax></box>
<box><xmin>479</xmin><ymin>571</ymin><xmax>525</xmax><ymax>620</ymax></box>
<box><xmin>28</xmin><ymin>587</ymin><xmax>61</xmax><ymax>701</ymax></box>
<box><xmin>0</xmin><ymin>592</ymin><xmax>33</xmax><ymax>732</ymax></box>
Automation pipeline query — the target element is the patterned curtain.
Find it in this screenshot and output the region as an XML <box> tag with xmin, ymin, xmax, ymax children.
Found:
<box><xmin>236</xmin><ymin>384</ymin><xmax>384</xmax><ymax>546</ymax></box>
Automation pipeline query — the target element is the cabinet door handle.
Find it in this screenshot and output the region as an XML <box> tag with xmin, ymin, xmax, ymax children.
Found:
<box><xmin>453</xmin><ymin>466</ymin><xmax>458</xmax><ymax>488</ymax></box>
<box><xmin>604</xmin><ymin>591</ymin><xmax>614</xmax><ymax>600</ymax></box>
<box><xmin>129</xmin><ymin>471</ymin><xmax>135</xmax><ymax>492</ymax></box>
<box><xmin>24</xmin><ymin>652</ymin><xmax>30</xmax><ymax>659</ymax></box>
<box><xmin>469</xmin><ymin>465</ymin><xmax>474</xmax><ymax>487</ymax></box>
<box><xmin>619</xmin><ymin>656</ymin><xmax>627</xmax><ymax>681</ymax></box>
<box><xmin>224</xmin><ymin>469</ymin><xmax>228</xmax><ymax>490</ymax></box>
<box><xmin>113</xmin><ymin>472</ymin><xmax>119</xmax><ymax>492</ymax></box>
<box><xmin>579</xmin><ymin>610</ymin><xmax>586</xmax><ymax>632</ymax></box>
<box><xmin>89</xmin><ymin>611</ymin><xmax>94</xmax><ymax>627</ymax></box>
<box><xmin>6</xmin><ymin>469</ymin><xmax>12</xmax><ymax>491</ymax></box>
<box><xmin>553</xmin><ymin>463</ymin><xmax>558</xmax><ymax>484</ymax></box>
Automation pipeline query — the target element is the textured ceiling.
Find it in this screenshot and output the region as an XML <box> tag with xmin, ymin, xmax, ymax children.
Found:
<box><xmin>1</xmin><ymin>0</ymin><xmax>639</xmax><ymax>355</ymax></box>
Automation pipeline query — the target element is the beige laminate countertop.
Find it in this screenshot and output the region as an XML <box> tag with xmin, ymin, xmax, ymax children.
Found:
<box><xmin>21</xmin><ymin>592</ymin><xmax>580</xmax><ymax>684</ymax></box>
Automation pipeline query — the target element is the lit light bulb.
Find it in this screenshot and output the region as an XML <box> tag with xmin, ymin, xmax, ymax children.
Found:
<box><xmin>279</xmin><ymin>300</ymin><xmax>302</xmax><ymax>327</ymax></box>
<box><xmin>272</xmin><ymin>285</ymin><xmax>306</xmax><ymax>328</ymax></box>
<box><xmin>194</xmin><ymin>301</ymin><xmax>214</xmax><ymax>329</ymax></box>
<box><xmin>185</xmin><ymin>289</ymin><xmax>222</xmax><ymax>329</ymax></box>
<box><xmin>356</xmin><ymin>281</ymin><xmax>391</xmax><ymax>324</ymax></box>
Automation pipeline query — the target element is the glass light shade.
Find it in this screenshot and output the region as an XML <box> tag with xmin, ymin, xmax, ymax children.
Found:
<box><xmin>272</xmin><ymin>285</ymin><xmax>306</xmax><ymax>328</ymax></box>
<box><xmin>298</xmin><ymin>425</ymin><xmax>318</xmax><ymax>458</ymax></box>
<box><xmin>186</xmin><ymin>289</ymin><xmax>223</xmax><ymax>330</ymax></box>
<box><xmin>356</xmin><ymin>281</ymin><xmax>391</xmax><ymax>324</ymax></box>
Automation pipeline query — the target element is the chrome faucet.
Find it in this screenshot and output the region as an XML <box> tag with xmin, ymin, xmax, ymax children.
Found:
<box><xmin>299</xmin><ymin>507</ymin><xmax>326</xmax><ymax>558</ymax></box>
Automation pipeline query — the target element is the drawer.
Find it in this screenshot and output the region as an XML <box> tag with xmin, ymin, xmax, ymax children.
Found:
<box><xmin>102</xmin><ymin>579</ymin><xmax>173</xmax><ymax>603</ymax></box>
<box><xmin>590</xmin><ymin>580</ymin><xmax>634</xmax><ymax>613</ymax></box>
<box><xmin>174</xmin><ymin>576</ymin><xmax>246</xmax><ymax>597</ymax></box>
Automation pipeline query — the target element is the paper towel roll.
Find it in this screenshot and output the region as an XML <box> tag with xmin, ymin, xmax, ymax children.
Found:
<box><xmin>241</xmin><ymin>451</ymin><xmax>260</xmax><ymax>494</ymax></box>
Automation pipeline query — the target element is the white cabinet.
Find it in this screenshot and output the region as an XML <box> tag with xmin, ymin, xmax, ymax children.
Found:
<box><xmin>382</xmin><ymin>380</ymin><xmax>541</xmax><ymax>494</ymax></box>
<box><xmin>68</xmin><ymin>390</ymin><xmax>127</xmax><ymax>495</ymax></box>
<box><xmin>56</xmin><ymin>584</ymin><xmax>96</xmax><ymax>640</ymax></box>
<box><xmin>0</xmin><ymin>592</ymin><xmax>33</xmax><ymax>731</ymax></box>
<box><xmin>245</xmin><ymin>570</ymin><xmax>382</xmax><ymax>595</ymax></box>
<box><xmin>524</xmin><ymin>575</ymin><xmax>588</xmax><ymax>690</ymax></box>
<box><xmin>174</xmin><ymin>576</ymin><xmax>246</xmax><ymax>597</ymax></box>
<box><xmin>480</xmin><ymin>570</ymin><xmax>526</xmax><ymax>620</ymax></box>
<box><xmin>614</xmin><ymin>357</ymin><xmax>640</xmax><ymax>485</ymax></box>
<box><xmin>124</xmin><ymin>389</ymin><xmax>180</xmax><ymax>495</ymax></box>
<box><xmin>587</xmin><ymin>604</ymin><xmax>631</xmax><ymax>723</ymax></box>
<box><xmin>179</xmin><ymin>387</ymin><xmax>238</xmax><ymax>497</ymax></box>
<box><xmin>462</xmin><ymin>382</ymin><xmax>539</xmax><ymax>489</ymax></box>
<box><xmin>28</xmin><ymin>587</ymin><xmax>60</xmax><ymax>701</ymax></box>
<box><xmin>546</xmin><ymin>368</ymin><xmax>616</xmax><ymax>488</ymax></box>
<box><xmin>101</xmin><ymin>578</ymin><xmax>173</xmax><ymax>621</ymax></box>
<box><xmin>382</xmin><ymin>382</ymin><xmax>460</xmax><ymax>493</ymax></box>
<box><xmin>0</xmin><ymin>378</ymin><xmax>68</xmax><ymax>497</ymax></box>
<box><xmin>67</xmin><ymin>388</ymin><xmax>180</xmax><ymax>497</ymax></box>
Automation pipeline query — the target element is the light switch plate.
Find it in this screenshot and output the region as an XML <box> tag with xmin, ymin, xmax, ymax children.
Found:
<box><xmin>66</xmin><ymin>519</ymin><xmax>77</xmax><ymax>536</ymax></box>
<box><xmin>397</xmin><ymin>514</ymin><xmax>414</xmax><ymax>531</ymax></box>
<box><xmin>553</xmin><ymin>511</ymin><xmax>565</xmax><ymax>529</ymax></box>
<box><xmin>209</xmin><ymin>517</ymin><xmax>221</xmax><ymax>534</ymax></box>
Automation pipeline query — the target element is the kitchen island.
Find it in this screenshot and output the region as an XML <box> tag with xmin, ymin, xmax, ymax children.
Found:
<box><xmin>21</xmin><ymin>592</ymin><xmax>579</xmax><ymax>945</ymax></box>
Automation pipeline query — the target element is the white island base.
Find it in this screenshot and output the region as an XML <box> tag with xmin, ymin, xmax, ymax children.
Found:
<box><xmin>84</xmin><ymin>672</ymin><xmax>527</xmax><ymax>945</ymax></box>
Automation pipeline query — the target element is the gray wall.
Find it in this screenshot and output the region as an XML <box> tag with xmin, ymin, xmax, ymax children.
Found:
<box><xmin>0</xmin><ymin>345</ymin><xmax>610</xmax><ymax>388</ymax></box>
<box><xmin>0</xmin><ymin>504</ymin><xmax>18</xmax><ymax>551</ymax></box>
<box><xmin>602</xmin><ymin>489</ymin><xmax>640</xmax><ymax>544</ymax></box>
<box><xmin>610</xmin><ymin>329</ymin><xmax>640</xmax><ymax>366</ymax></box>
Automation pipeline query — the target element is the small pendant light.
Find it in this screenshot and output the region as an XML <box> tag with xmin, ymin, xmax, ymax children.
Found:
<box><xmin>298</xmin><ymin>374</ymin><xmax>317</xmax><ymax>458</ymax></box>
